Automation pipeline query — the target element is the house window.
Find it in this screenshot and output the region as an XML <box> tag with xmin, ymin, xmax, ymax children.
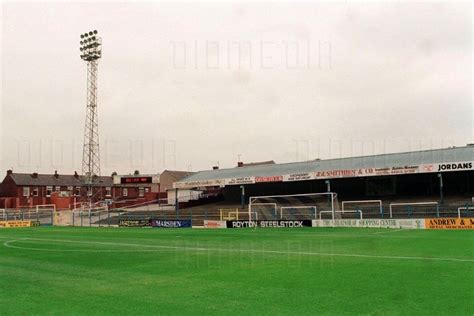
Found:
<box><xmin>55</xmin><ymin>186</ymin><xmax>61</xmax><ymax>192</ymax></box>
<box><xmin>23</xmin><ymin>187</ymin><xmax>30</xmax><ymax>197</ymax></box>
<box><xmin>122</xmin><ymin>188</ymin><xmax>128</xmax><ymax>197</ymax></box>
<box><xmin>145</xmin><ymin>187</ymin><xmax>150</xmax><ymax>193</ymax></box>
<box><xmin>139</xmin><ymin>187</ymin><xmax>145</xmax><ymax>197</ymax></box>
<box><xmin>105</xmin><ymin>187</ymin><xmax>112</xmax><ymax>197</ymax></box>
<box><xmin>75</xmin><ymin>187</ymin><xmax>81</xmax><ymax>196</ymax></box>
<box><xmin>46</xmin><ymin>186</ymin><xmax>53</xmax><ymax>197</ymax></box>
<box><xmin>33</xmin><ymin>188</ymin><xmax>39</xmax><ymax>197</ymax></box>
<box><xmin>67</xmin><ymin>186</ymin><xmax>73</xmax><ymax>192</ymax></box>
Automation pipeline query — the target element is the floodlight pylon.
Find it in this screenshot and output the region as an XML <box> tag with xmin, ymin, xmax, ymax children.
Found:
<box><xmin>79</xmin><ymin>30</ymin><xmax>102</xmax><ymax>193</ymax></box>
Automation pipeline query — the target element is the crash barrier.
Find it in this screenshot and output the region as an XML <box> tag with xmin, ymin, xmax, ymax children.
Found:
<box><xmin>0</xmin><ymin>209</ymin><xmax>54</xmax><ymax>226</ymax></box>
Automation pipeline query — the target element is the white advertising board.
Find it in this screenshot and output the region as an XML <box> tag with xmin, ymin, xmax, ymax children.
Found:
<box><xmin>311</xmin><ymin>219</ymin><xmax>425</xmax><ymax>229</ymax></box>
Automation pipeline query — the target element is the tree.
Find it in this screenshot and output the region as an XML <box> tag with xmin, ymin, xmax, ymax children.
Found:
<box><xmin>111</xmin><ymin>171</ymin><xmax>117</xmax><ymax>176</ymax></box>
<box><xmin>133</xmin><ymin>170</ymin><xmax>140</xmax><ymax>175</ymax></box>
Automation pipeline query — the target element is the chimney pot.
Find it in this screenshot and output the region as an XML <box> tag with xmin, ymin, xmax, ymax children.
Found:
<box><xmin>7</xmin><ymin>169</ymin><xmax>13</xmax><ymax>175</ymax></box>
<box><xmin>237</xmin><ymin>162</ymin><xmax>244</xmax><ymax>167</ymax></box>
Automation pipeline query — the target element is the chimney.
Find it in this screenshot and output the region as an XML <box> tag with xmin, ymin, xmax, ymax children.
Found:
<box><xmin>74</xmin><ymin>171</ymin><xmax>79</xmax><ymax>179</ymax></box>
<box><xmin>237</xmin><ymin>162</ymin><xmax>244</xmax><ymax>167</ymax></box>
<box><xmin>212</xmin><ymin>166</ymin><xmax>219</xmax><ymax>170</ymax></box>
<box><xmin>31</xmin><ymin>172</ymin><xmax>38</xmax><ymax>178</ymax></box>
<box><xmin>54</xmin><ymin>170</ymin><xmax>59</xmax><ymax>178</ymax></box>
<box><xmin>7</xmin><ymin>169</ymin><xmax>13</xmax><ymax>175</ymax></box>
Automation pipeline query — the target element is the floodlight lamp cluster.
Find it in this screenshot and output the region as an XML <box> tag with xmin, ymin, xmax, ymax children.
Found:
<box><xmin>80</xmin><ymin>30</ymin><xmax>101</xmax><ymax>61</ymax></box>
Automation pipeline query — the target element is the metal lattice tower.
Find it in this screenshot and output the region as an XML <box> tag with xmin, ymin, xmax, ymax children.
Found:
<box><xmin>79</xmin><ymin>30</ymin><xmax>102</xmax><ymax>186</ymax></box>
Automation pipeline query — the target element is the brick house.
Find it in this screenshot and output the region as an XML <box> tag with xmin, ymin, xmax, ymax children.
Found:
<box><xmin>0</xmin><ymin>170</ymin><xmax>115</xmax><ymax>208</ymax></box>
<box><xmin>112</xmin><ymin>174</ymin><xmax>162</xmax><ymax>201</ymax></box>
<box><xmin>0</xmin><ymin>170</ymin><xmax>188</xmax><ymax>209</ymax></box>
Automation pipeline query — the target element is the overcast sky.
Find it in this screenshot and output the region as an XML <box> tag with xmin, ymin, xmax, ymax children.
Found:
<box><xmin>1</xmin><ymin>1</ymin><xmax>472</xmax><ymax>176</ymax></box>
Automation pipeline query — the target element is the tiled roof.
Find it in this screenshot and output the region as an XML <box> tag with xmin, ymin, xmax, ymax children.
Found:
<box><xmin>6</xmin><ymin>173</ymin><xmax>113</xmax><ymax>187</ymax></box>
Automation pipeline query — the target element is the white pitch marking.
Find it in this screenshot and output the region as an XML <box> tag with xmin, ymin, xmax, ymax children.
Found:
<box><xmin>2</xmin><ymin>237</ymin><xmax>473</xmax><ymax>263</ymax></box>
<box><xmin>373</xmin><ymin>229</ymin><xmax>407</xmax><ymax>235</ymax></box>
<box><xmin>2</xmin><ymin>239</ymin><xmax>177</xmax><ymax>252</ymax></box>
<box><xmin>0</xmin><ymin>230</ymin><xmax>470</xmax><ymax>242</ymax></box>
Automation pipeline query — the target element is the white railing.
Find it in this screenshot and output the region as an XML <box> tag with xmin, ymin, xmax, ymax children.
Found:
<box><xmin>342</xmin><ymin>200</ymin><xmax>382</xmax><ymax>215</ymax></box>
<box><xmin>389</xmin><ymin>202</ymin><xmax>438</xmax><ymax>218</ymax></box>
<box><xmin>457</xmin><ymin>206</ymin><xmax>474</xmax><ymax>218</ymax></box>
<box><xmin>36</xmin><ymin>204</ymin><xmax>56</xmax><ymax>212</ymax></box>
<box><xmin>114</xmin><ymin>198</ymin><xmax>170</xmax><ymax>211</ymax></box>
<box><xmin>319</xmin><ymin>210</ymin><xmax>363</xmax><ymax>220</ymax></box>
<box><xmin>225</xmin><ymin>211</ymin><xmax>258</xmax><ymax>221</ymax></box>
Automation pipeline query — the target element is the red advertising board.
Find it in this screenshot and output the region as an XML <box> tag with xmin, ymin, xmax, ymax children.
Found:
<box><xmin>255</xmin><ymin>176</ymin><xmax>283</xmax><ymax>183</ymax></box>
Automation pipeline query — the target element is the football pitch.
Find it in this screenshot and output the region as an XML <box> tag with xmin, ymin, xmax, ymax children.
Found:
<box><xmin>0</xmin><ymin>227</ymin><xmax>473</xmax><ymax>315</ymax></box>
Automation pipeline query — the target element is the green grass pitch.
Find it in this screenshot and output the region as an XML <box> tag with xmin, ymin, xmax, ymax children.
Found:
<box><xmin>0</xmin><ymin>227</ymin><xmax>473</xmax><ymax>315</ymax></box>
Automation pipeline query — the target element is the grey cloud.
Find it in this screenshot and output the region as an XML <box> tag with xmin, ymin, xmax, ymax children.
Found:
<box><xmin>1</xmin><ymin>1</ymin><xmax>472</xmax><ymax>175</ymax></box>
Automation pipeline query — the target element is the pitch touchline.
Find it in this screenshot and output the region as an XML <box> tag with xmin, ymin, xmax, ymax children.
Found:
<box><xmin>373</xmin><ymin>229</ymin><xmax>406</xmax><ymax>235</ymax></box>
<box><xmin>2</xmin><ymin>237</ymin><xmax>473</xmax><ymax>263</ymax></box>
<box><xmin>0</xmin><ymin>233</ymin><xmax>468</xmax><ymax>242</ymax></box>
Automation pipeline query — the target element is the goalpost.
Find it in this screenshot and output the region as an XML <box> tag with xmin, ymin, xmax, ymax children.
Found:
<box><xmin>248</xmin><ymin>192</ymin><xmax>338</xmax><ymax>224</ymax></box>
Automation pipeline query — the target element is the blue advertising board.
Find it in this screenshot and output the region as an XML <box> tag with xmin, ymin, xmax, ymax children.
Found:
<box><xmin>150</xmin><ymin>219</ymin><xmax>192</xmax><ymax>228</ymax></box>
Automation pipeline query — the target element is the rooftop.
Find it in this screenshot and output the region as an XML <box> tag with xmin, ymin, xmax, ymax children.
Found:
<box><xmin>178</xmin><ymin>146</ymin><xmax>474</xmax><ymax>184</ymax></box>
<box><xmin>4</xmin><ymin>172</ymin><xmax>113</xmax><ymax>187</ymax></box>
